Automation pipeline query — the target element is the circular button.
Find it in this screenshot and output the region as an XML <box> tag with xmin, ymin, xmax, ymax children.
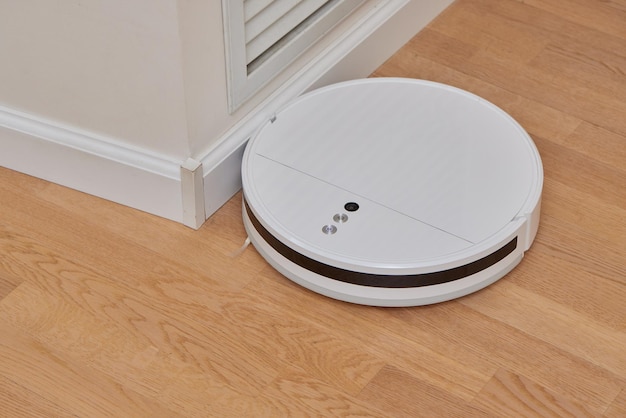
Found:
<box><xmin>322</xmin><ymin>225</ymin><xmax>337</xmax><ymax>235</ymax></box>
<box><xmin>333</xmin><ymin>213</ymin><xmax>348</xmax><ymax>223</ymax></box>
<box><xmin>344</xmin><ymin>202</ymin><xmax>359</xmax><ymax>212</ymax></box>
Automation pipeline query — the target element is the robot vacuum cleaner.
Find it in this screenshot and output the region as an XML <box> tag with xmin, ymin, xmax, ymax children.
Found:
<box><xmin>241</xmin><ymin>78</ymin><xmax>542</xmax><ymax>306</ymax></box>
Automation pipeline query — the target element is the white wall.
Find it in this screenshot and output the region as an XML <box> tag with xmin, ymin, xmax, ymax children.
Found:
<box><xmin>0</xmin><ymin>0</ymin><xmax>453</xmax><ymax>227</ymax></box>
<box><xmin>0</xmin><ymin>0</ymin><xmax>190</xmax><ymax>160</ymax></box>
<box><xmin>176</xmin><ymin>0</ymin><xmax>226</xmax><ymax>158</ymax></box>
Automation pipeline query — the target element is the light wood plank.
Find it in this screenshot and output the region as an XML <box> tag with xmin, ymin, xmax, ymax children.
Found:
<box><xmin>605</xmin><ymin>388</ymin><xmax>626</xmax><ymax>418</ymax></box>
<box><xmin>460</xmin><ymin>280</ymin><xmax>626</xmax><ymax>379</ymax></box>
<box><xmin>389</xmin><ymin>301</ymin><xmax>624</xmax><ymax>412</ymax></box>
<box><xmin>510</xmin><ymin>240</ymin><xmax>626</xmax><ymax>330</ymax></box>
<box><xmin>358</xmin><ymin>365</ymin><xmax>494</xmax><ymax>418</ymax></box>
<box><xmin>215</xmin><ymin>287</ymin><xmax>387</xmax><ymax>397</ymax></box>
<box><xmin>261</xmin><ymin>365</ymin><xmax>391</xmax><ymax>417</ymax></box>
<box><xmin>472</xmin><ymin>368</ymin><xmax>601</xmax><ymax>417</ymax></box>
<box><xmin>535</xmin><ymin>213</ymin><xmax>625</xmax><ymax>286</ymax></box>
<box><xmin>0</xmin><ymin>321</ymin><xmax>181</xmax><ymax>417</ymax></box>
<box><xmin>0</xmin><ymin>223</ymin><xmax>385</xmax><ymax>403</ymax></box>
<box><xmin>373</xmin><ymin>34</ymin><xmax>583</xmax><ymax>143</ymax></box>
<box><xmin>0</xmin><ymin>271</ymin><xmax>22</xmax><ymax>302</ymax></box>
<box><xmin>560</xmin><ymin>122</ymin><xmax>626</xmax><ymax>174</ymax></box>
<box><xmin>246</xmin><ymin>268</ymin><xmax>499</xmax><ymax>401</ymax></box>
<box><xmin>540</xmin><ymin>178</ymin><xmax>626</xmax><ymax>254</ymax></box>
<box><xmin>511</xmin><ymin>0</ymin><xmax>626</xmax><ymax>40</ymax></box>
<box><xmin>427</xmin><ymin>0</ymin><xmax>626</xmax><ymax>137</ymax></box>
<box><xmin>0</xmin><ymin>374</ymin><xmax>75</xmax><ymax>418</ymax></box>
<box><xmin>0</xmin><ymin>231</ymin><xmax>281</xmax><ymax>398</ymax></box>
<box><xmin>534</xmin><ymin>133</ymin><xmax>626</xmax><ymax>219</ymax></box>
<box><xmin>0</xmin><ymin>170</ymin><xmax>263</xmax><ymax>296</ymax></box>
<box><xmin>35</xmin><ymin>178</ymin><xmax>266</xmax><ymax>281</ymax></box>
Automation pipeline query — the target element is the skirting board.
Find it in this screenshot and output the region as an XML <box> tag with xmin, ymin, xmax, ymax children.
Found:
<box><xmin>199</xmin><ymin>0</ymin><xmax>453</xmax><ymax>223</ymax></box>
<box><xmin>0</xmin><ymin>106</ymin><xmax>183</xmax><ymax>223</ymax></box>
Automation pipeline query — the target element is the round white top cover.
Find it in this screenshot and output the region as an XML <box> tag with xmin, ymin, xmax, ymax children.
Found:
<box><xmin>242</xmin><ymin>78</ymin><xmax>542</xmax><ymax>273</ymax></box>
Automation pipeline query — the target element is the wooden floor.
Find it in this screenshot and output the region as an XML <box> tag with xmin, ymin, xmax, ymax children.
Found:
<box><xmin>1</xmin><ymin>0</ymin><xmax>625</xmax><ymax>416</ymax></box>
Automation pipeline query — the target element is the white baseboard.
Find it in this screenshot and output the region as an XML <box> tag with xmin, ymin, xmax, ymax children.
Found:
<box><xmin>0</xmin><ymin>106</ymin><xmax>184</xmax><ymax>222</ymax></box>
<box><xmin>199</xmin><ymin>0</ymin><xmax>453</xmax><ymax>220</ymax></box>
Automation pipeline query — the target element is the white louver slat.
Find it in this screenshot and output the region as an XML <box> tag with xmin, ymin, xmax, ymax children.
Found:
<box><xmin>244</xmin><ymin>0</ymin><xmax>275</xmax><ymax>21</ymax></box>
<box><xmin>223</xmin><ymin>0</ymin><xmax>366</xmax><ymax>111</ymax></box>
<box><xmin>244</xmin><ymin>0</ymin><xmax>329</xmax><ymax>65</ymax></box>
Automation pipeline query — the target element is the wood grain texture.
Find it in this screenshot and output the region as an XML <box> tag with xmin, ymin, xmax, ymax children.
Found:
<box><xmin>358</xmin><ymin>365</ymin><xmax>493</xmax><ymax>417</ymax></box>
<box><xmin>0</xmin><ymin>271</ymin><xmax>22</xmax><ymax>302</ymax></box>
<box><xmin>0</xmin><ymin>374</ymin><xmax>75</xmax><ymax>418</ymax></box>
<box><xmin>605</xmin><ymin>388</ymin><xmax>626</xmax><ymax>418</ymax></box>
<box><xmin>1</xmin><ymin>0</ymin><xmax>625</xmax><ymax>416</ymax></box>
<box><xmin>472</xmin><ymin>368</ymin><xmax>601</xmax><ymax>417</ymax></box>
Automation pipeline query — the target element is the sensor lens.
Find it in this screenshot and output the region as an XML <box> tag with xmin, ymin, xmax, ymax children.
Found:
<box><xmin>344</xmin><ymin>202</ymin><xmax>359</xmax><ymax>212</ymax></box>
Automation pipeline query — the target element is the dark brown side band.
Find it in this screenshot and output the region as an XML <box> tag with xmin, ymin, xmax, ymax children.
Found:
<box><xmin>245</xmin><ymin>199</ymin><xmax>517</xmax><ymax>288</ymax></box>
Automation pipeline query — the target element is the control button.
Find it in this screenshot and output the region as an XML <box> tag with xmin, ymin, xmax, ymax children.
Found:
<box><xmin>333</xmin><ymin>213</ymin><xmax>348</xmax><ymax>223</ymax></box>
<box><xmin>322</xmin><ymin>225</ymin><xmax>337</xmax><ymax>235</ymax></box>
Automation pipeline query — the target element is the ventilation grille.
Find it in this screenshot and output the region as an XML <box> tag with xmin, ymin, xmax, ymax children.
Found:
<box><xmin>224</xmin><ymin>0</ymin><xmax>366</xmax><ymax>111</ymax></box>
<box><xmin>245</xmin><ymin>0</ymin><xmax>332</xmax><ymax>73</ymax></box>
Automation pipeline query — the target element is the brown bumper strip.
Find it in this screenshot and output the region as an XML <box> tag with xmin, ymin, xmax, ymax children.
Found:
<box><xmin>245</xmin><ymin>199</ymin><xmax>517</xmax><ymax>288</ymax></box>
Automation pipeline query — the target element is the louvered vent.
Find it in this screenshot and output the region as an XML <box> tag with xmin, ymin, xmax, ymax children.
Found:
<box><xmin>245</xmin><ymin>0</ymin><xmax>333</xmax><ymax>73</ymax></box>
<box><xmin>224</xmin><ymin>0</ymin><xmax>366</xmax><ymax>111</ymax></box>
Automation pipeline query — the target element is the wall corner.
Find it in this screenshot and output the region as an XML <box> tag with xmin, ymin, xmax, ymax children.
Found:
<box><xmin>180</xmin><ymin>158</ymin><xmax>206</xmax><ymax>229</ymax></box>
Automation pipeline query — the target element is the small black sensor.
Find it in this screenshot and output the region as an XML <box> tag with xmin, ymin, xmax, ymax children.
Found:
<box><xmin>344</xmin><ymin>202</ymin><xmax>359</xmax><ymax>212</ymax></box>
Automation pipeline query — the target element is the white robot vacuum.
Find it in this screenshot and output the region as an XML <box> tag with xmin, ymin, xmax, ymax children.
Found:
<box><xmin>241</xmin><ymin>78</ymin><xmax>542</xmax><ymax>306</ymax></box>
